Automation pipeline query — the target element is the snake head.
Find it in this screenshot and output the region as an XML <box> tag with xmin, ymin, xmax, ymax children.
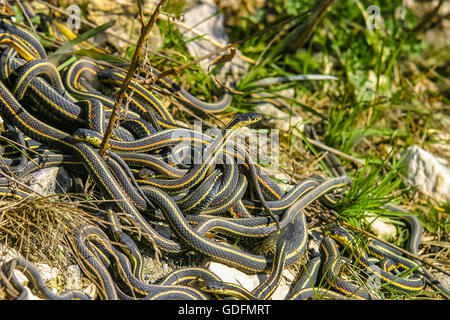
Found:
<box><xmin>194</xmin><ymin>279</ymin><xmax>227</xmax><ymax>294</ymax></box>
<box><xmin>226</xmin><ymin>112</ymin><xmax>262</xmax><ymax>130</ymax></box>
<box><xmin>326</xmin><ymin>225</ymin><xmax>354</xmax><ymax>247</ymax></box>
<box><xmin>73</xmin><ymin>128</ymin><xmax>103</xmax><ymax>147</ymax></box>
<box><xmin>138</xmin><ymin>168</ymin><xmax>156</xmax><ymax>178</ymax></box>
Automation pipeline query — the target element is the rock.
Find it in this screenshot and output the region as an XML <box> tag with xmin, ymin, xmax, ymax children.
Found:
<box><xmin>364</xmin><ymin>216</ymin><xmax>397</xmax><ymax>241</ymax></box>
<box><xmin>205</xmin><ymin>261</ymin><xmax>294</xmax><ymax>299</ymax></box>
<box><xmin>308</xmin><ymin>229</ymin><xmax>324</xmax><ymax>253</ymax></box>
<box><xmin>22</xmin><ymin>167</ymin><xmax>72</xmax><ymax>196</ymax></box>
<box><xmin>253</xmin><ymin>100</ymin><xmax>304</xmax><ymax>134</ymax></box>
<box><xmin>0</xmin><ymin>247</ymin><xmax>61</xmax><ymax>300</ymax></box>
<box><xmin>272</xmin><ymin>176</ymin><xmax>293</xmax><ymax>193</ymax></box>
<box><xmin>21</xmin><ymin>263</ymin><xmax>58</xmax><ymax>299</ymax></box>
<box><xmin>270</xmin><ymin>269</ymin><xmax>295</xmax><ymax>300</ymax></box>
<box><xmin>8</xmin><ymin>267</ymin><xmax>43</xmax><ymax>300</ymax></box>
<box><xmin>66</xmin><ymin>264</ymin><xmax>83</xmax><ymax>290</ymax></box>
<box><xmin>205</xmin><ymin>261</ymin><xmax>260</xmax><ymax>292</ymax></box>
<box><xmin>84</xmin><ymin>283</ymin><xmax>96</xmax><ymax>299</ymax></box>
<box><xmin>35</xmin><ymin>263</ymin><xmax>59</xmax><ymax>283</ymax></box>
<box><xmin>0</xmin><ymin>244</ymin><xmax>21</xmax><ymax>261</ymax></box>
<box><xmin>403</xmin><ymin>145</ymin><xmax>450</xmax><ymax>203</ymax></box>
<box><xmin>179</xmin><ymin>0</ymin><xmax>249</xmax><ymax>82</ymax></box>
<box><xmin>22</xmin><ymin>287</ymin><xmax>42</xmax><ymax>300</ymax></box>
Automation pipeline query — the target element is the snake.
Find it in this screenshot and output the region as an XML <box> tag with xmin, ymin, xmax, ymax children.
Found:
<box><xmin>0</xmin><ymin>18</ymin><xmax>445</xmax><ymax>301</ymax></box>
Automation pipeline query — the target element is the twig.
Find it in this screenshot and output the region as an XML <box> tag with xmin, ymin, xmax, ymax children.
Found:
<box><xmin>16</xmin><ymin>0</ymin><xmax>38</xmax><ymax>37</ymax></box>
<box><xmin>0</xmin><ymin>135</ymin><xmax>43</xmax><ymax>157</ymax></box>
<box><xmin>98</xmin><ymin>0</ymin><xmax>167</xmax><ymax>157</ymax></box>
<box><xmin>0</xmin><ymin>169</ymin><xmax>44</xmax><ymax>197</ymax></box>
<box><xmin>155</xmin><ymin>44</ymin><xmax>235</xmax><ymax>79</ymax></box>
<box><xmin>305</xmin><ymin>137</ymin><xmax>366</xmax><ymax>165</ymax></box>
<box><xmin>136</xmin><ymin>0</ymin><xmax>146</xmax><ymax>28</ymax></box>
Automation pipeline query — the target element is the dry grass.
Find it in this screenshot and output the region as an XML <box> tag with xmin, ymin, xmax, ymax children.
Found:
<box><xmin>0</xmin><ymin>195</ymin><xmax>107</xmax><ymax>269</ymax></box>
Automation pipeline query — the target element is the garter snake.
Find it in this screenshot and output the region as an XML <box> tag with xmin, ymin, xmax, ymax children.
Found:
<box><xmin>0</xmin><ymin>20</ymin><xmax>47</xmax><ymax>61</ymax></box>
<box><xmin>0</xmin><ymin>19</ymin><xmax>443</xmax><ymax>302</ymax></box>
<box><xmin>328</xmin><ymin>226</ymin><xmax>426</xmax><ymax>294</ymax></box>
<box><xmin>195</xmin><ymin>220</ymin><xmax>297</xmax><ymax>300</ymax></box>
<box><xmin>72</xmin><ymin>224</ymin><xmax>208</xmax><ymax>300</ymax></box>
<box><xmin>143</xmin><ymin>68</ymin><xmax>232</xmax><ymax>113</ymax></box>
<box><xmin>1</xmin><ymin>258</ymin><xmax>91</xmax><ymax>300</ymax></box>
<box><xmin>286</xmin><ymin>251</ymin><xmax>322</xmax><ymax>298</ymax></box>
<box><xmin>0</xmin><ymin>78</ymin><xmax>186</xmax><ymax>253</ymax></box>
<box><xmin>0</xmin><ymin>83</ymin><xmax>296</xmax><ymax>271</ymax></box>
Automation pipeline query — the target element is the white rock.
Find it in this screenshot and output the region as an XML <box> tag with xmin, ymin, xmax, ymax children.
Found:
<box><xmin>270</xmin><ymin>269</ymin><xmax>296</xmax><ymax>300</ymax></box>
<box><xmin>23</xmin><ymin>287</ymin><xmax>42</xmax><ymax>300</ymax></box>
<box><xmin>5</xmin><ymin>269</ymin><xmax>42</xmax><ymax>300</ymax></box>
<box><xmin>12</xmin><ymin>268</ymin><xmax>28</xmax><ymax>286</ymax></box>
<box><xmin>84</xmin><ymin>283</ymin><xmax>96</xmax><ymax>299</ymax></box>
<box><xmin>364</xmin><ymin>216</ymin><xmax>397</xmax><ymax>240</ymax></box>
<box><xmin>35</xmin><ymin>263</ymin><xmax>59</xmax><ymax>283</ymax></box>
<box><xmin>205</xmin><ymin>261</ymin><xmax>294</xmax><ymax>299</ymax></box>
<box><xmin>0</xmin><ymin>244</ymin><xmax>22</xmax><ymax>261</ymax></box>
<box><xmin>308</xmin><ymin>230</ymin><xmax>323</xmax><ymax>253</ymax></box>
<box><xmin>283</xmin><ymin>269</ymin><xmax>296</xmax><ymax>282</ymax></box>
<box><xmin>205</xmin><ymin>261</ymin><xmax>259</xmax><ymax>292</ymax></box>
<box><xmin>270</xmin><ymin>276</ymin><xmax>291</xmax><ymax>300</ymax></box>
<box><xmin>403</xmin><ymin>145</ymin><xmax>450</xmax><ymax>203</ymax></box>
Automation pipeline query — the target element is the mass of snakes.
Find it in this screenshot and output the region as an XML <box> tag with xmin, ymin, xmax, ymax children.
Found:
<box><xmin>0</xmin><ymin>15</ymin><xmax>448</xmax><ymax>300</ymax></box>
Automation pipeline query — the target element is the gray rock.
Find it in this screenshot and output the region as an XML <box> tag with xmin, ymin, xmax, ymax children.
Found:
<box><xmin>252</xmin><ymin>88</ymin><xmax>304</xmax><ymax>135</ymax></box>
<box><xmin>270</xmin><ymin>269</ymin><xmax>295</xmax><ymax>300</ymax></box>
<box><xmin>22</xmin><ymin>167</ymin><xmax>72</xmax><ymax>196</ymax></box>
<box><xmin>180</xmin><ymin>0</ymin><xmax>249</xmax><ymax>82</ymax></box>
<box><xmin>254</xmin><ymin>102</ymin><xmax>304</xmax><ymax>133</ymax></box>
<box><xmin>66</xmin><ymin>264</ymin><xmax>83</xmax><ymax>290</ymax></box>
